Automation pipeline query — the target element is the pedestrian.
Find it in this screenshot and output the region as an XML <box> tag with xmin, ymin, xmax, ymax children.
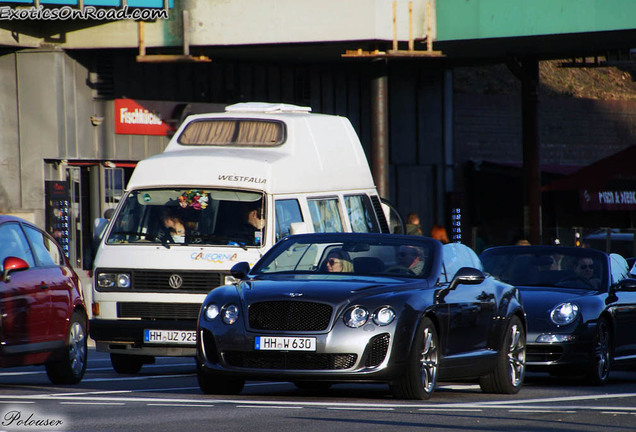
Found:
<box><xmin>430</xmin><ymin>224</ymin><xmax>449</xmax><ymax>244</ymax></box>
<box><xmin>405</xmin><ymin>212</ymin><xmax>423</xmax><ymax>236</ymax></box>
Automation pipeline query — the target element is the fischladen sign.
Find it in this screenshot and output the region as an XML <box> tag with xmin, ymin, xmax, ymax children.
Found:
<box><xmin>580</xmin><ymin>189</ymin><xmax>636</xmax><ymax>211</ymax></box>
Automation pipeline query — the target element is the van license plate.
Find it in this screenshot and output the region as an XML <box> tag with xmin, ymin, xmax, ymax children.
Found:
<box><xmin>255</xmin><ymin>336</ymin><xmax>316</xmax><ymax>351</ymax></box>
<box><xmin>144</xmin><ymin>329</ymin><xmax>196</xmax><ymax>345</ymax></box>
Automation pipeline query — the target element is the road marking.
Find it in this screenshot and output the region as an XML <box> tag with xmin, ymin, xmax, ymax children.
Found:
<box><xmin>147</xmin><ymin>404</ymin><xmax>210</xmax><ymax>408</ymax></box>
<box><xmin>60</xmin><ymin>402</ymin><xmax>126</xmax><ymax>406</ymax></box>
<box><xmin>328</xmin><ymin>407</ymin><xmax>394</xmax><ymax>411</ymax></box>
<box><xmin>419</xmin><ymin>408</ymin><xmax>482</xmax><ymax>412</ymax></box>
<box><xmin>82</xmin><ymin>373</ymin><xmax>194</xmax><ymax>383</ymax></box>
<box><xmin>508</xmin><ymin>409</ymin><xmax>576</xmax><ymax>413</ymax></box>
<box><xmin>238</xmin><ymin>405</ymin><xmax>303</xmax><ymax>409</ymax></box>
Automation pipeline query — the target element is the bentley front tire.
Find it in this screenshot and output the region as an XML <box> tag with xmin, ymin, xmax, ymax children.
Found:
<box><xmin>391</xmin><ymin>317</ymin><xmax>438</xmax><ymax>400</ymax></box>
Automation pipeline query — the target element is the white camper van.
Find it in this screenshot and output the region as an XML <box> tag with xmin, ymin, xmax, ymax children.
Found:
<box><xmin>90</xmin><ymin>103</ymin><xmax>393</xmax><ymax>373</ymax></box>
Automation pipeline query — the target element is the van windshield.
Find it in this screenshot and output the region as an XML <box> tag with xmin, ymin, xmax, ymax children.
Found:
<box><xmin>106</xmin><ymin>188</ymin><xmax>265</xmax><ymax>248</ymax></box>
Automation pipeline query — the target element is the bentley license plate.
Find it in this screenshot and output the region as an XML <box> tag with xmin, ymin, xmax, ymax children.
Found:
<box><xmin>255</xmin><ymin>336</ymin><xmax>316</xmax><ymax>351</ymax></box>
<box><xmin>144</xmin><ymin>329</ymin><xmax>196</xmax><ymax>345</ymax></box>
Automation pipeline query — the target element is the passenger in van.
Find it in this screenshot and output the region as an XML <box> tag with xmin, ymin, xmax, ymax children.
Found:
<box><xmin>161</xmin><ymin>209</ymin><xmax>187</xmax><ymax>244</ymax></box>
<box><xmin>325</xmin><ymin>249</ymin><xmax>354</xmax><ymax>273</ymax></box>
<box><xmin>236</xmin><ymin>203</ymin><xmax>265</xmax><ymax>245</ymax></box>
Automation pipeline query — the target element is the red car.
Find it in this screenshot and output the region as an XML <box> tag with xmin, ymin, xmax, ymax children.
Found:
<box><xmin>0</xmin><ymin>215</ymin><xmax>88</xmax><ymax>384</ymax></box>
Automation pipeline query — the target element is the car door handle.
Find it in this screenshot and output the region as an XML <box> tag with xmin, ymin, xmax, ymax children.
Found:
<box><xmin>38</xmin><ymin>282</ymin><xmax>49</xmax><ymax>290</ymax></box>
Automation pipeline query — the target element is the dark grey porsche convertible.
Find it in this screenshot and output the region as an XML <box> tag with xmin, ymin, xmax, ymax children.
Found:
<box><xmin>481</xmin><ymin>245</ymin><xmax>636</xmax><ymax>385</ymax></box>
<box><xmin>196</xmin><ymin>233</ymin><xmax>526</xmax><ymax>399</ymax></box>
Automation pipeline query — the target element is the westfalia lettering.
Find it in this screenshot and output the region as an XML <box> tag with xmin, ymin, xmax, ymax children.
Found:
<box><xmin>119</xmin><ymin>107</ymin><xmax>163</xmax><ymax>126</ymax></box>
<box><xmin>598</xmin><ymin>191</ymin><xmax>636</xmax><ymax>205</ymax></box>
<box><xmin>218</xmin><ymin>175</ymin><xmax>267</xmax><ymax>184</ymax></box>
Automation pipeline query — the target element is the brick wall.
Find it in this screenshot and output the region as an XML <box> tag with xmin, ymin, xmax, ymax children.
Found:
<box><xmin>454</xmin><ymin>94</ymin><xmax>636</xmax><ymax>168</ymax></box>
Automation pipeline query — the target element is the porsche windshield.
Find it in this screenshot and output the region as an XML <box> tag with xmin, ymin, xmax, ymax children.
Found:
<box><xmin>481</xmin><ymin>247</ymin><xmax>608</xmax><ymax>290</ymax></box>
<box><xmin>106</xmin><ymin>188</ymin><xmax>265</xmax><ymax>247</ymax></box>
<box><xmin>252</xmin><ymin>235</ymin><xmax>435</xmax><ymax>278</ymax></box>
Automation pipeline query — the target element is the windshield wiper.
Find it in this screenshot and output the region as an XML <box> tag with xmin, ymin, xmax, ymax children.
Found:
<box><xmin>109</xmin><ymin>231</ymin><xmax>171</xmax><ymax>249</ymax></box>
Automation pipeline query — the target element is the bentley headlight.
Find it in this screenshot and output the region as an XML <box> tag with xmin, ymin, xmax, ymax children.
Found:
<box><xmin>222</xmin><ymin>304</ymin><xmax>240</xmax><ymax>325</ymax></box>
<box><xmin>373</xmin><ymin>307</ymin><xmax>396</xmax><ymax>326</ymax></box>
<box><xmin>204</xmin><ymin>304</ymin><xmax>219</xmax><ymax>321</ymax></box>
<box><xmin>344</xmin><ymin>306</ymin><xmax>369</xmax><ymax>328</ymax></box>
<box><xmin>550</xmin><ymin>302</ymin><xmax>580</xmax><ymax>326</ymax></box>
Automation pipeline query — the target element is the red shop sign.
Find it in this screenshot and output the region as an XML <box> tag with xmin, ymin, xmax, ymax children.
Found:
<box><xmin>114</xmin><ymin>98</ymin><xmax>176</xmax><ymax>136</ymax></box>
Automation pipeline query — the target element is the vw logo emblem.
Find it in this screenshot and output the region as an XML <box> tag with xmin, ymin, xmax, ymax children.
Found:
<box><xmin>168</xmin><ymin>274</ymin><xmax>183</xmax><ymax>289</ymax></box>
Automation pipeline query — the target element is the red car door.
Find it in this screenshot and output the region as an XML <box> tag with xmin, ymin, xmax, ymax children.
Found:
<box><xmin>0</xmin><ymin>222</ymin><xmax>51</xmax><ymax>350</ymax></box>
<box><xmin>23</xmin><ymin>225</ymin><xmax>71</xmax><ymax>342</ymax></box>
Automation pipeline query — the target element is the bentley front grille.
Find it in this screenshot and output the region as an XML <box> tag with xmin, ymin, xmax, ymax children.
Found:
<box><xmin>248</xmin><ymin>301</ymin><xmax>332</xmax><ymax>331</ymax></box>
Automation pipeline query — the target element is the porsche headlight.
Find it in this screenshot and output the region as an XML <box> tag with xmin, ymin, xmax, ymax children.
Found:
<box><xmin>550</xmin><ymin>302</ymin><xmax>580</xmax><ymax>326</ymax></box>
<box><xmin>222</xmin><ymin>304</ymin><xmax>240</xmax><ymax>325</ymax></box>
<box><xmin>344</xmin><ymin>306</ymin><xmax>369</xmax><ymax>328</ymax></box>
<box><xmin>373</xmin><ymin>307</ymin><xmax>396</xmax><ymax>326</ymax></box>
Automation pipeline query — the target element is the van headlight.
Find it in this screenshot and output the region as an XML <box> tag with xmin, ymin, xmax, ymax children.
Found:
<box><xmin>97</xmin><ymin>272</ymin><xmax>131</xmax><ymax>289</ymax></box>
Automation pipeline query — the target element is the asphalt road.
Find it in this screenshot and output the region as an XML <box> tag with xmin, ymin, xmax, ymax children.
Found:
<box><xmin>1</xmin><ymin>349</ymin><xmax>636</xmax><ymax>432</ymax></box>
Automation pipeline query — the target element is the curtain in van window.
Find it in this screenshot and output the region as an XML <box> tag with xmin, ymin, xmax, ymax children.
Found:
<box><xmin>179</xmin><ymin>120</ymin><xmax>235</xmax><ymax>145</ymax></box>
<box><xmin>236</xmin><ymin>121</ymin><xmax>283</xmax><ymax>145</ymax></box>
<box><xmin>307</xmin><ymin>198</ymin><xmax>343</xmax><ymax>233</ymax></box>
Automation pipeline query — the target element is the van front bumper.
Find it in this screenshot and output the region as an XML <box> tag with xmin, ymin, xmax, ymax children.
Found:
<box><xmin>90</xmin><ymin>319</ymin><xmax>197</xmax><ymax>357</ymax></box>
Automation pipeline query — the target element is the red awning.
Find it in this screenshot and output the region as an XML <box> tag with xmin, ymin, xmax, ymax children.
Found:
<box><xmin>542</xmin><ymin>145</ymin><xmax>636</xmax><ymax>192</ymax></box>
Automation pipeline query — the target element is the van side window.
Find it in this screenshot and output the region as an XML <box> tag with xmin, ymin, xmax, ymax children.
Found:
<box><xmin>307</xmin><ymin>198</ymin><xmax>344</xmax><ymax>233</ymax></box>
<box><xmin>275</xmin><ymin>199</ymin><xmax>304</xmax><ymax>241</ymax></box>
<box><xmin>344</xmin><ymin>194</ymin><xmax>381</xmax><ymax>233</ymax></box>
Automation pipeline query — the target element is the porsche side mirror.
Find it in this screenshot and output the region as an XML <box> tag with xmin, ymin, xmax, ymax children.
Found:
<box><xmin>230</xmin><ymin>261</ymin><xmax>251</xmax><ymax>280</ymax></box>
<box><xmin>2</xmin><ymin>256</ymin><xmax>30</xmax><ymax>283</ymax></box>
<box><xmin>614</xmin><ymin>278</ymin><xmax>636</xmax><ymax>293</ymax></box>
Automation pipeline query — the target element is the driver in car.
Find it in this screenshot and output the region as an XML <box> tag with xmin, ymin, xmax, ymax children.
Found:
<box><xmin>397</xmin><ymin>245</ymin><xmax>424</xmax><ymax>275</ymax></box>
<box><xmin>574</xmin><ymin>257</ymin><xmax>600</xmax><ymax>289</ymax></box>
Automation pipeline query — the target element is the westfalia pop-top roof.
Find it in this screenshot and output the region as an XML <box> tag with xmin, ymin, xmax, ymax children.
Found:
<box><xmin>126</xmin><ymin>103</ymin><xmax>377</xmax><ymax>195</ymax></box>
